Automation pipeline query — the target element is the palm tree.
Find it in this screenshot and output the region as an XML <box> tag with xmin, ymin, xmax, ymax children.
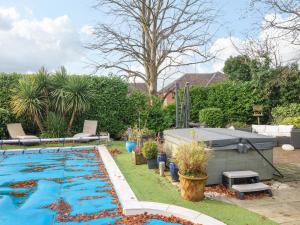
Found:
<box><xmin>35</xmin><ymin>67</ymin><xmax>51</xmax><ymax>116</ymax></box>
<box><xmin>51</xmin><ymin>67</ymin><xmax>69</xmax><ymax>116</ymax></box>
<box><xmin>11</xmin><ymin>77</ymin><xmax>45</xmax><ymax>132</ymax></box>
<box><xmin>65</xmin><ymin>76</ymin><xmax>92</xmax><ymax>131</ymax></box>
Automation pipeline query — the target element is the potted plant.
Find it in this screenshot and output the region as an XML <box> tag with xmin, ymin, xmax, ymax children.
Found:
<box><xmin>132</xmin><ymin>146</ymin><xmax>147</xmax><ymax>165</ymax></box>
<box><xmin>142</xmin><ymin>140</ymin><xmax>158</xmax><ymax>169</ymax></box>
<box><xmin>228</xmin><ymin>121</ymin><xmax>251</xmax><ymax>132</ymax></box>
<box><xmin>125</xmin><ymin>127</ymin><xmax>138</xmax><ymax>152</ymax></box>
<box><xmin>175</xmin><ymin>139</ymin><xmax>211</xmax><ymax>201</ymax></box>
<box><xmin>281</xmin><ymin>116</ymin><xmax>300</xmax><ymax>149</ymax></box>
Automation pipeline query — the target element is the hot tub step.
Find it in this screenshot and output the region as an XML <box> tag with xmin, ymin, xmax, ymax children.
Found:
<box><xmin>222</xmin><ymin>170</ymin><xmax>260</xmax><ymax>188</ymax></box>
<box><xmin>232</xmin><ymin>183</ymin><xmax>272</xmax><ymax>200</ymax></box>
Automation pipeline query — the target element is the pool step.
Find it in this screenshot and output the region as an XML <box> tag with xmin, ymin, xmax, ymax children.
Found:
<box><xmin>222</xmin><ymin>170</ymin><xmax>272</xmax><ymax>200</ymax></box>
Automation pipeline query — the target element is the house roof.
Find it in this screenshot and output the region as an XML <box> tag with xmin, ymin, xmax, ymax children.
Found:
<box><xmin>160</xmin><ymin>72</ymin><xmax>227</xmax><ymax>94</ymax></box>
<box><xmin>129</xmin><ymin>82</ymin><xmax>148</xmax><ymax>94</ymax></box>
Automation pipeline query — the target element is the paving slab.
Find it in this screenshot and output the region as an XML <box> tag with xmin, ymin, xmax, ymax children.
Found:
<box><xmin>228</xmin><ymin>147</ymin><xmax>300</xmax><ymax>225</ymax></box>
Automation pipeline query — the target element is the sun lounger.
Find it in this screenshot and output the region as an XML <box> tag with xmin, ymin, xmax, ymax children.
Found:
<box><xmin>73</xmin><ymin>120</ymin><xmax>98</xmax><ymax>141</ymax></box>
<box><xmin>7</xmin><ymin>123</ymin><xmax>38</xmax><ymax>145</ymax></box>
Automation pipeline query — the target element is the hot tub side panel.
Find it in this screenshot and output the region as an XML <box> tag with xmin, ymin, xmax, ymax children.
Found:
<box><xmin>164</xmin><ymin>135</ymin><xmax>274</xmax><ymax>185</ymax></box>
<box><xmin>206</xmin><ymin>149</ymin><xmax>273</xmax><ymax>185</ymax></box>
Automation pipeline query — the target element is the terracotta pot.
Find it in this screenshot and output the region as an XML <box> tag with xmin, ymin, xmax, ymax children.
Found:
<box><xmin>179</xmin><ymin>173</ymin><xmax>208</xmax><ymax>202</ymax></box>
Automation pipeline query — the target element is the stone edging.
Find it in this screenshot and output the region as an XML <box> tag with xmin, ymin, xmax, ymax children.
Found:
<box><xmin>98</xmin><ymin>145</ymin><xmax>226</xmax><ymax>225</ymax></box>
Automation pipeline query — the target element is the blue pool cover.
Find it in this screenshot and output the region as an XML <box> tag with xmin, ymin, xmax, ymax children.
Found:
<box><xmin>0</xmin><ymin>149</ymin><xmax>183</xmax><ymax>225</ymax></box>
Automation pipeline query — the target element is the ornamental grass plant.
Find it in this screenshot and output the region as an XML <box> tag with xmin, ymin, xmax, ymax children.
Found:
<box><xmin>175</xmin><ymin>139</ymin><xmax>211</xmax><ymax>177</ymax></box>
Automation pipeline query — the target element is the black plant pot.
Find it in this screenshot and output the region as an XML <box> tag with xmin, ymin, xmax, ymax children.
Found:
<box><xmin>147</xmin><ymin>159</ymin><xmax>158</xmax><ymax>169</ymax></box>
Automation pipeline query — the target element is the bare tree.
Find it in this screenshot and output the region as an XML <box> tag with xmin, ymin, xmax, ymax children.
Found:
<box><xmin>230</xmin><ymin>34</ymin><xmax>282</xmax><ymax>67</ymax></box>
<box><xmin>251</xmin><ymin>0</ymin><xmax>300</xmax><ymax>46</ymax></box>
<box><xmin>88</xmin><ymin>0</ymin><xmax>216</xmax><ymax>96</ymax></box>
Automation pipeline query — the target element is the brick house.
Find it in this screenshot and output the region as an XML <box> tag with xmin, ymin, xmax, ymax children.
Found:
<box><xmin>160</xmin><ymin>72</ymin><xmax>227</xmax><ymax>105</ymax></box>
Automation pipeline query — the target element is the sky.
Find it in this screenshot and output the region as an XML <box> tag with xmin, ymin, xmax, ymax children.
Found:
<box><xmin>0</xmin><ymin>0</ymin><xmax>298</xmax><ymax>86</ymax></box>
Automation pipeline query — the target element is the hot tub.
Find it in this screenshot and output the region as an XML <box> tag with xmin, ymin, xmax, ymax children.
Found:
<box><xmin>164</xmin><ymin>128</ymin><xmax>276</xmax><ymax>185</ymax></box>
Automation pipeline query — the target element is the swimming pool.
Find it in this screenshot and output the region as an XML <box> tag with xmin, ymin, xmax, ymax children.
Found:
<box><xmin>0</xmin><ymin>149</ymin><xmax>187</xmax><ymax>225</ymax></box>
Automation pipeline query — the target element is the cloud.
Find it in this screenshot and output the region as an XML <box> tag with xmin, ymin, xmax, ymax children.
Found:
<box><xmin>80</xmin><ymin>25</ymin><xmax>95</xmax><ymax>36</ymax></box>
<box><xmin>0</xmin><ymin>7</ymin><xmax>19</xmax><ymax>30</ymax></box>
<box><xmin>0</xmin><ymin>7</ymin><xmax>83</xmax><ymax>73</ymax></box>
<box><xmin>209</xmin><ymin>37</ymin><xmax>241</xmax><ymax>71</ymax></box>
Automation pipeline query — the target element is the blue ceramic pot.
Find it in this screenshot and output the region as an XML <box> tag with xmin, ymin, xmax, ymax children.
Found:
<box><xmin>125</xmin><ymin>141</ymin><xmax>137</xmax><ymax>152</ymax></box>
<box><xmin>169</xmin><ymin>162</ymin><xmax>179</xmax><ymax>182</ymax></box>
<box><xmin>157</xmin><ymin>152</ymin><xmax>167</xmax><ymax>165</ymax></box>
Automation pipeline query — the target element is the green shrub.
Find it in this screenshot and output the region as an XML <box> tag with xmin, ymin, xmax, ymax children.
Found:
<box><xmin>199</xmin><ymin>108</ymin><xmax>224</xmax><ymax>127</ymax></box>
<box><xmin>175</xmin><ymin>139</ymin><xmax>210</xmax><ymax>177</ymax></box>
<box><xmin>271</xmin><ymin>103</ymin><xmax>300</xmax><ymax>124</ymax></box>
<box><xmin>0</xmin><ymin>108</ymin><xmax>10</xmax><ymax>138</ymax></box>
<box><xmin>41</xmin><ymin>112</ymin><xmax>68</xmax><ymax>138</ymax></box>
<box><xmin>280</xmin><ymin>116</ymin><xmax>300</xmax><ymax>128</ymax></box>
<box><xmin>142</xmin><ymin>141</ymin><xmax>157</xmax><ymax>160</ymax></box>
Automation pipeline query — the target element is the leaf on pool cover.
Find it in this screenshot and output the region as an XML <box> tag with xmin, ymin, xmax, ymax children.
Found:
<box><xmin>9</xmin><ymin>180</ymin><xmax>37</xmax><ymax>188</ymax></box>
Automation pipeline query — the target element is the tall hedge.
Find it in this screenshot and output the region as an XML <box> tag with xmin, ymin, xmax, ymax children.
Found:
<box><xmin>0</xmin><ymin>108</ymin><xmax>10</xmax><ymax>138</ymax></box>
<box><xmin>82</xmin><ymin>76</ymin><xmax>131</xmax><ymax>137</ymax></box>
<box><xmin>0</xmin><ymin>73</ymin><xmax>21</xmax><ymax>110</ymax></box>
<box><xmin>199</xmin><ymin>108</ymin><xmax>224</xmax><ymax>127</ymax></box>
<box><xmin>190</xmin><ymin>81</ymin><xmax>263</xmax><ymax>125</ymax></box>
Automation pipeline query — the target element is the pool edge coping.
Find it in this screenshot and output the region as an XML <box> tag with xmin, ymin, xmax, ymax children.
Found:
<box><xmin>98</xmin><ymin>145</ymin><xmax>226</xmax><ymax>225</ymax></box>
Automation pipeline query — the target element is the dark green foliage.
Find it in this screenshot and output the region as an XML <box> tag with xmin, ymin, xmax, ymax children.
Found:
<box><xmin>271</xmin><ymin>103</ymin><xmax>300</xmax><ymax>124</ymax></box>
<box><xmin>83</xmin><ymin>76</ymin><xmax>129</xmax><ymax>138</ymax></box>
<box><xmin>145</xmin><ymin>97</ymin><xmax>169</xmax><ymax>133</ymax></box>
<box><xmin>255</xmin><ymin>64</ymin><xmax>300</xmax><ymax>107</ymax></box>
<box><xmin>0</xmin><ymin>73</ymin><xmax>21</xmax><ymax>110</ymax></box>
<box><xmin>207</xmin><ymin>81</ymin><xmax>262</xmax><ymax>123</ymax></box>
<box><xmin>199</xmin><ymin>108</ymin><xmax>224</xmax><ymax>127</ymax></box>
<box><xmin>127</xmin><ymin>92</ymin><xmax>173</xmax><ymax>133</ymax></box>
<box><xmin>0</xmin><ymin>108</ymin><xmax>10</xmax><ymax>138</ymax></box>
<box><xmin>163</xmin><ymin>103</ymin><xmax>176</xmax><ymax>128</ymax></box>
<box><xmin>41</xmin><ymin>112</ymin><xmax>68</xmax><ymax>138</ymax></box>
<box><xmin>190</xmin><ymin>81</ymin><xmax>262</xmax><ymax>125</ymax></box>
<box><xmin>223</xmin><ymin>55</ymin><xmax>252</xmax><ymax>81</ymax></box>
<box><xmin>189</xmin><ymin>87</ymin><xmax>207</xmax><ymax>122</ymax></box>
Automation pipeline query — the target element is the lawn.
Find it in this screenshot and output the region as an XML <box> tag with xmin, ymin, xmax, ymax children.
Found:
<box><xmin>108</xmin><ymin>141</ymin><xmax>278</xmax><ymax>225</ymax></box>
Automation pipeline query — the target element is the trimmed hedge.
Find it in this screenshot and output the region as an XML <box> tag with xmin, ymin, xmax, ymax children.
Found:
<box><xmin>190</xmin><ymin>81</ymin><xmax>263</xmax><ymax>125</ymax></box>
<box><xmin>0</xmin><ymin>108</ymin><xmax>10</xmax><ymax>138</ymax></box>
<box><xmin>199</xmin><ymin>108</ymin><xmax>224</xmax><ymax>127</ymax></box>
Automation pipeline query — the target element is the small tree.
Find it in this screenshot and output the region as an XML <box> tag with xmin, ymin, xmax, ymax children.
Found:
<box><xmin>223</xmin><ymin>55</ymin><xmax>253</xmax><ymax>81</ymax></box>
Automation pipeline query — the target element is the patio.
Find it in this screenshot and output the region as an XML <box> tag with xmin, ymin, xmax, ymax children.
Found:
<box><xmin>229</xmin><ymin>147</ymin><xmax>300</xmax><ymax>225</ymax></box>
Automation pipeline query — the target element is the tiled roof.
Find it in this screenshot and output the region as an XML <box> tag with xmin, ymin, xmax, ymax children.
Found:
<box><xmin>160</xmin><ymin>72</ymin><xmax>227</xmax><ymax>94</ymax></box>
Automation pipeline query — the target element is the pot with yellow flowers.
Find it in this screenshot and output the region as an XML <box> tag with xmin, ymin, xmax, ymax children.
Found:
<box><xmin>175</xmin><ymin>139</ymin><xmax>211</xmax><ymax>201</ymax></box>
